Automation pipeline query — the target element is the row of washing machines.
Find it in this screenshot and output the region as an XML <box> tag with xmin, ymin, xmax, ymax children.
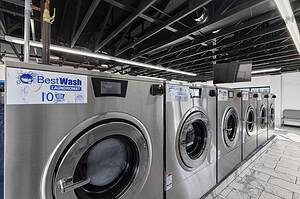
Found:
<box><xmin>4</xmin><ymin>62</ymin><xmax>276</xmax><ymax>199</ymax></box>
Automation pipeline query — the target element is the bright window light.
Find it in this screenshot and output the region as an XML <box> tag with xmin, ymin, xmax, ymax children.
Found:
<box><xmin>274</xmin><ymin>0</ymin><xmax>300</xmax><ymax>53</ymax></box>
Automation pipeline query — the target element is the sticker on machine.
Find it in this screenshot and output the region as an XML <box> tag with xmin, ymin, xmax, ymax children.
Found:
<box><xmin>6</xmin><ymin>67</ymin><xmax>88</xmax><ymax>104</ymax></box>
<box><xmin>164</xmin><ymin>172</ymin><xmax>173</xmax><ymax>191</ymax></box>
<box><xmin>218</xmin><ymin>89</ymin><xmax>228</xmax><ymax>101</ymax></box>
<box><xmin>166</xmin><ymin>84</ymin><xmax>189</xmax><ymax>102</ymax></box>
<box><xmin>242</xmin><ymin>92</ymin><xmax>249</xmax><ymax>101</ymax></box>
<box><xmin>257</xmin><ymin>93</ymin><xmax>262</xmax><ymax>101</ymax></box>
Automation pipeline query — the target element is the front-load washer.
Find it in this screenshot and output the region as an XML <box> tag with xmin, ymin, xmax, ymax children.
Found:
<box><xmin>4</xmin><ymin>61</ymin><xmax>164</xmax><ymax>199</ymax></box>
<box><xmin>256</xmin><ymin>93</ymin><xmax>268</xmax><ymax>147</ymax></box>
<box><xmin>267</xmin><ymin>93</ymin><xmax>276</xmax><ymax>139</ymax></box>
<box><xmin>217</xmin><ymin>87</ymin><xmax>242</xmax><ymax>183</ymax></box>
<box><xmin>241</xmin><ymin>91</ymin><xmax>257</xmax><ymax>160</ymax></box>
<box><xmin>0</xmin><ymin>90</ymin><xmax>3</xmax><ymax>199</ymax></box>
<box><xmin>164</xmin><ymin>83</ymin><xmax>217</xmax><ymax>199</ymax></box>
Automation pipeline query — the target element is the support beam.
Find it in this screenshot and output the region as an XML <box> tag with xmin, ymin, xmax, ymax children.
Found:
<box><xmin>115</xmin><ymin>0</ymin><xmax>213</xmax><ymax>56</ymax></box>
<box><xmin>145</xmin><ymin>11</ymin><xmax>281</xmax><ymax>63</ymax></box>
<box><xmin>130</xmin><ymin>0</ymin><xmax>270</xmax><ymax>58</ymax></box>
<box><xmin>71</xmin><ymin>0</ymin><xmax>102</xmax><ymax>48</ymax></box>
<box><xmin>93</xmin><ymin>5</ymin><xmax>113</xmax><ymax>50</ymax></box>
<box><xmin>95</xmin><ymin>0</ymin><xmax>158</xmax><ymax>51</ymax></box>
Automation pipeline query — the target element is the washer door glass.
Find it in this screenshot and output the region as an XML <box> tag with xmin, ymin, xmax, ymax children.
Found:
<box><xmin>178</xmin><ymin>111</ymin><xmax>210</xmax><ymax>170</ymax></box>
<box><xmin>53</xmin><ymin>122</ymin><xmax>150</xmax><ymax>199</ymax></box>
<box><xmin>260</xmin><ymin>106</ymin><xmax>267</xmax><ymax>129</ymax></box>
<box><xmin>246</xmin><ymin>106</ymin><xmax>255</xmax><ymax>135</ymax></box>
<box><xmin>74</xmin><ymin>136</ymin><xmax>138</xmax><ymax>198</ymax></box>
<box><xmin>223</xmin><ymin>107</ymin><xmax>239</xmax><ymax>148</ymax></box>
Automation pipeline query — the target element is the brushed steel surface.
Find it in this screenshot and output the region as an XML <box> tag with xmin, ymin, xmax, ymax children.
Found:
<box><xmin>4</xmin><ymin>62</ymin><xmax>163</xmax><ymax>199</ymax></box>
<box><xmin>241</xmin><ymin>92</ymin><xmax>257</xmax><ymax>160</ymax></box>
<box><xmin>217</xmin><ymin>87</ymin><xmax>242</xmax><ymax>183</ymax></box>
<box><xmin>257</xmin><ymin>94</ymin><xmax>268</xmax><ymax>147</ymax></box>
<box><xmin>165</xmin><ymin>83</ymin><xmax>216</xmax><ymax>199</ymax></box>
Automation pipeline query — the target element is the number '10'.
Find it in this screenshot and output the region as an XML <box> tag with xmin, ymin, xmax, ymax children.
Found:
<box><xmin>42</xmin><ymin>92</ymin><xmax>54</xmax><ymax>102</ymax></box>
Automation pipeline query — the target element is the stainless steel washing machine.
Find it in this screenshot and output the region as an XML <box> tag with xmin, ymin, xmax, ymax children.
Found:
<box><xmin>241</xmin><ymin>91</ymin><xmax>257</xmax><ymax>160</ymax></box>
<box><xmin>256</xmin><ymin>93</ymin><xmax>268</xmax><ymax>147</ymax></box>
<box><xmin>164</xmin><ymin>83</ymin><xmax>217</xmax><ymax>199</ymax></box>
<box><xmin>217</xmin><ymin>87</ymin><xmax>242</xmax><ymax>183</ymax></box>
<box><xmin>0</xmin><ymin>90</ymin><xmax>3</xmax><ymax>199</ymax></box>
<box><xmin>267</xmin><ymin>93</ymin><xmax>276</xmax><ymax>139</ymax></box>
<box><xmin>4</xmin><ymin>61</ymin><xmax>164</xmax><ymax>199</ymax></box>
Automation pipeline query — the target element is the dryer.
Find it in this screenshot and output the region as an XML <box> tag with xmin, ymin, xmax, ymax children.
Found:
<box><xmin>4</xmin><ymin>61</ymin><xmax>164</xmax><ymax>199</ymax></box>
<box><xmin>241</xmin><ymin>91</ymin><xmax>257</xmax><ymax>160</ymax></box>
<box><xmin>256</xmin><ymin>93</ymin><xmax>268</xmax><ymax>147</ymax></box>
<box><xmin>267</xmin><ymin>93</ymin><xmax>276</xmax><ymax>139</ymax></box>
<box><xmin>217</xmin><ymin>88</ymin><xmax>242</xmax><ymax>183</ymax></box>
<box><xmin>164</xmin><ymin>83</ymin><xmax>217</xmax><ymax>199</ymax></box>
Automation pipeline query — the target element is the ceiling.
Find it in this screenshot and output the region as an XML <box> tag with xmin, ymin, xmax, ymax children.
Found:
<box><xmin>0</xmin><ymin>0</ymin><xmax>300</xmax><ymax>81</ymax></box>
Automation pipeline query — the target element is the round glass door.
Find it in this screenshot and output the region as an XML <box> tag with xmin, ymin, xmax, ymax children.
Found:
<box><xmin>47</xmin><ymin>120</ymin><xmax>151</xmax><ymax>199</ymax></box>
<box><xmin>177</xmin><ymin>110</ymin><xmax>211</xmax><ymax>170</ymax></box>
<box><xmin>73</xmin><ymin>136</ymin><xmax>139</xmax><ymax>198</ymax></box>
<box><xmin>245</xmin><ymin>106</ymin><xmax>256</xmax><ymax>136</ymax></box>
<box><xmin>260</xmin><ymin>106</ymin><xmax>267</xmax><ymax>129</ymax></box>
<box><xmin>223</xmin><ymin>107</ymin><xmax>239</xmax><ymax>148</ymax></box>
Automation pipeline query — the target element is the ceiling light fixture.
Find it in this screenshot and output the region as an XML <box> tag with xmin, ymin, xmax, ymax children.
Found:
<box><xmin>137</xmin><ymin>76</ymin><xmax>166</xmax><ymax>81</ymax></box>
<box><xmin>4</xmin><ymin>36</ymin><xmax>197</xmax><ymax>76</ymax></box>
<box><xmin>274</xmin><ymin>0</ymin><xmax>300</xmax><ymax>53</ymax></box>
<box><xmin>251</xmin><ymin>67</ymin><xmax>281</xmax><ymax>74</ymax></box>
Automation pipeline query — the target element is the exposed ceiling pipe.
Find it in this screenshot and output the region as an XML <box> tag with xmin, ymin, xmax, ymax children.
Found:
<box><xmin>30</xmin><ymin>19</ymin><xmax>39</xmax><ymax>63</ymax></box>
<box><xmin>24</xmin><ymin>0</ymin><xmax>31</xmax><ymax>63</ymax></box>
<box><xmin>42</xmin><ymin>0</ymin><xmax>53</xmax><ymax>64</ymax></box>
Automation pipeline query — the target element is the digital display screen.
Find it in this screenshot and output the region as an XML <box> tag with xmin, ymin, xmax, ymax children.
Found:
<box><xmin>92</xmin><ymin>78</ymin><xmax>128</xmax><ymax>97</ymax></box>
<box><xmin>213</xmin><ymin>62</ymin><xmax>252</xmax><ymax>84</ymax></box>
<box><xmin>100</xmin><ymin>81</ymin><xmax>122</xmax><ymax>95</ymax></box>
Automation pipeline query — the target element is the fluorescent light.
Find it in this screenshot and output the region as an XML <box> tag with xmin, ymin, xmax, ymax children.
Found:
<box><xmin>251</xmin><ymin>68</ymin><xmax>281</xmax><ymax>74</ymax></box>
<box><xmin>4</xmin><ymin>36</ymin><xmax>197</xmax><ymax>76</ymax></box>
<box><xmin>137</xmin><ymin>76</ymin><xmax>166</xmax><ymax>81</ymax></box>
<box><xmin>274</xmin><ymin>0</ymin><xmax>300</xmax><ymax>53</ymax></box>
<box><xmin>171</xmin><ymin>79</ymin><xmax>188</xmax><ymax>83</ymax></box>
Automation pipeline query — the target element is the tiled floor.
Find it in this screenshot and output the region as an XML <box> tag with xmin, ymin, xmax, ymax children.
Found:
<box><xmin>210</xmin><ymin>127</ymin><xmax>300</xmax><ymax>199</ymax></box>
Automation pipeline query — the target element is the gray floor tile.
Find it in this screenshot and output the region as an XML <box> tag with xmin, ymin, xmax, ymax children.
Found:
<box><xmin>219</xmin><ymin>186</ymin><xmax>233</xmax><ymax>197</ymax></box>
<box><xmin>275</xmin><ymin>166</ymin><xmax>300</xmax><ymax>178</ymax></box>
<box><xmin>226</xmin><ymin>189</ymin><xmax>256</xmax><ymax>199</ymax></box>
<box><xmin>229</xmin><ymin>179</ymin><xmax>263</xmax><ymax>199</ymax></box>
<box><xmin>258</xmin><ymin>191</ymin><xmax>281</xmax><ymax>199</ymax></box>
<box><xmin>253</xmin><ymin>163</ymin><xmax>297</xmax><ymax>183</ymax></box>
<box><xmin>239</xmin><ymin>175</ymin><xmax>293</xmax><ymax>199</ymax></box>
<box><xmin>269</xmin><ymin>177</ymin><xmax>300</xmax><ymax>194</ymax></box>
<box><xmin>240</xmin><ymin>169</ymin><xmax>271</xmax><ymax>182</ymax></box>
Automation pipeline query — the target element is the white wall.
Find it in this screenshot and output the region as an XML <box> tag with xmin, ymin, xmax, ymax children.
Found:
<box><xmin>0</xmin><ymin>65</ymin><xmax>4</xmax><ymax>80</ymax></box>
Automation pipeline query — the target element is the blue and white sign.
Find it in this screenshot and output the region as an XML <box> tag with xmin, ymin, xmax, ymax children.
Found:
<box><xmin>166</xmin><ymin>84</ymin><xmax>189</xmax><ymax>102</ymax></box>
<box><xmin>7</xmin><ymin>68</ymin><xmax>88</xmax><ymax>104</ymax></box>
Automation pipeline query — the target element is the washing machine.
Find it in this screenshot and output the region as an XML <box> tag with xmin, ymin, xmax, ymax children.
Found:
<box><xmin>267</xmin><ymin>93</ymin><xmax>276</xmax><ymax>139</ymax></box>
<box><xmin>217</xmin><ymin>87</ymin><xmax>242</xmax><ymax>183</ymax></box>
<box><xmin>256</xmin><ymin>93</ymin><xmax>268</xmax><ymax>147</ymax></box>
<box><xmin>4</xmin><ymin>61</ymin><xmax>164</xmax><ymax>199</ymax></box>
<box><xmin>164</xmin><ymin>83</ymin><xmax>217</xmax><ymax>199</ymax></box>
<box><xmin>241</xmin><ymin>91</ymin><xmax>257</xmax><ymax>160</ymax></box>
<box><xmin>0</xmin><ymin>90</ymin><xmax>3</xmax><ymax>199</ymax></box>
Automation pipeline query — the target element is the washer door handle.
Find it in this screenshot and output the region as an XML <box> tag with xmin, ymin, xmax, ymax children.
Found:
<box><xmin>57</xmin><ymin>177</ymin><xmax>90</xmax><ymax>193</ymax></box>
